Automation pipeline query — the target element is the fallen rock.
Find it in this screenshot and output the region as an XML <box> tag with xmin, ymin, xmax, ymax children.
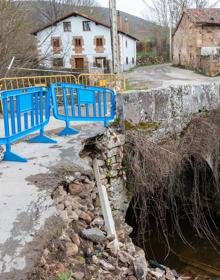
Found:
<box><xmin>118</xmin><ymin>250</ymin><xmax>134</xmax><ymax>264</ymax></box>
<box><xmin>120</xmin><ymin>266</ymin><xmax>130</xmax><ymax>277</ymax></box>
<box><xmin>43</xmin><ymin>248</ymin><xmax>50</xmax><ymax>258</ymax></box>
<box><xmin>99</xmin><ymin>259</ymin><xmax>115</xmax><ymax>271</ymax></box>
<box><xmin>165</xmin><ymin>268</ymin><xmax>176</xmax><ymax>280</ymax></box>
<box><xmin>55</xmin><ymin>262</ymin><xmax>66</xmax><ymax>273</ymax></box>
<box><xmin>171</xmin><ymin>269</ymin><xmax>179</xmax><ymax>278</ymax></box>
<box><xmin>65</xmin><ymin>242</ymin><xmax>78</xmax><ymax>257</ymax></box>
<box><xmin>128</xmin><ymin>276</ymin><xmax>137</xmax><ymax>280</ymax></box>
<box><xmin>72</xmin><ymin>220</ymin><xmax>87</xmax><ymax>232</ymax></box>
<box><xmin>40</xmin><ymin>256</ymin><xmax>46</xmax><ymax>266</ymax></box>
<box><xmin>0</xmin><ymin>146</ymin><xmax>4</xmax><ymax>161</ymax></box>
<box><xmin>59</xmin><ymin>210</ymin><xmax>69</xmax><ymax>223</ymax></box>
<box><xmin>107</xmin><ymin>234</ymin><xmax>115</xmax><ymax>242</ymax></box>
<box><xmin>150</xmin><ymin>268</ymin><xmax>165</xmax><ymax>278</ymax></box>
<box><xmin>72</xmin><ymin>271</ymin><xmax>84</xmax><ymax>279</ymax></box>
<box><xmin>97</xmin><ymin>159</ymin><xmax>106</xmax><ymax>167</ymax></box>
<box><xmin>87</xmin><ymin>265</ymin><xmax>96</xmax><ymax>272</ymax></box>
<box><xmin>68</xmin><ymin>181</ymin><xmax>82</xmax><ymax>195</ymax></box>
<box><xmin>125</xmin><ymin>242</ymin><xmax>136</xmax><ymax>255</ymax></box>
<box><xmin>91</xmin><ymin>217</ymin><xmax>104</xmax><ymax>227</ymax></box>
<box><xmin>79</xmin><ymin>211</ymin><xmax>92</xmax><ymax>224</ymax></box>
<box><xmin>70</xmin><ymin>233</ymin><xmax>81</xmax><ymax>247</ymax></box>
<box><xmin>68</xmin><ymin>211</ymin><xmax>79</xmax><ymax>221</ymax></box>
<box><xmin>133</xmin><ymin>249</ymin><xmax>149</xmax><ymax>280</ymax></box>
<box><xmin>81</xmin><ymin>228</ymin><xmax>106</xmax><ymax>243</ymax></box>
<box><xmin>56</xmin><ymin>203</ymin><xmax>65</xmax><ymax>211</ymax></box>
<box><xmin>92</xmin><ymin>255</ymin><xmax>99</xmax><ymax>264</ymax></box>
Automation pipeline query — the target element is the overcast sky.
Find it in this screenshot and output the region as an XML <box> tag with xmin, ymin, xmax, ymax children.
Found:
<box><xmin>98</xmin><ymin>0</ymin><xmax>220</xmax><ymax>19</ymax></box>
<box><xmin>98</xmin><ymin>0</ymin><xmax>148</xmax><ymax>18</ymax></box>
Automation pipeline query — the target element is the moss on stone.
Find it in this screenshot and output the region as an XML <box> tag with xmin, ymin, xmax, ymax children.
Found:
<box><xmin>111</xmin><ymin>117</ymin><xmax>120</xmax><ymax>127</ymax></box>
<box><xmin>124</xmin><ymin>120</ymin><xmax>160</xmax><ymax>131</ymax></box>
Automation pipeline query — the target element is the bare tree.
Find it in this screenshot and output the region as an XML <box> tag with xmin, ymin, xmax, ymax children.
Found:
<box><xmin>194</xmin><ymin>0</ymin><xmax>209</xmax><ymax>7</ymax></box>
<box><xmin>143</xmin><ymin>0</ymin><xmax>220</xmax><ymax>27</ymax></box>
<box><xmin>35</xmin><ymin>0</ymin><xmax>98</xmax><ymax>24</ymax></box>
<box><xmin>141</xmin><ymin>0</ymin><xmax>220</xmax><ymax>60</ymax></box>
<box><xmin>0</xmin><ymin>1</ymin><xmax>37</xmax><ymax>77</ymax></box>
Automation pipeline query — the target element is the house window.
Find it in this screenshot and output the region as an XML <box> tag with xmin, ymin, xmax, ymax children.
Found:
<box><xmin>83</xmin><ymin>21</ymin><xmax>91</xmax><ymax>31</ymax></box>
<box><xmin>132</xmin><ymin>57</ymin><xmax>135</xmax><ymax>64</ymax></box>
<box><xmin>53</xmin><ymin>58</ymin><xmax>64</xmax><ymax>67</ymax></box>
<box><xmin>52</xmin><ymin>37</ymin><xmax>61</xmax><ymax>54</ymax></box>
<box><xmin>125</xmin><ymin>40</ymin><xmax>128</xmax><ymax>48</ymax></box>
<box><xmin>75</xmin><ymin>38</ymin><xmax>82</xmax><ymax>47</ymax></box>
<box><xmin>96</xmin><ymin>37</ymin><xmax>103</xmax><ymax>47</ymax></box>
<box><xmin>63</xmin><ymin>22</ymin><xmax>71</xmax><ymax>32</ymax></box>
<box><xmin>126</xmin><ymin>57</ymin><xmax>129</xmax><ymax>64</ymax></box>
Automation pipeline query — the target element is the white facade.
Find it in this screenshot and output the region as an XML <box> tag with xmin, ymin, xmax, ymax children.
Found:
<box><xmin>119</xmin><ymin>34</ymin><xmax>137</xmax><ymax>71</ymax></box>
<box><xmin>35</xmin><ymin>12</ymin><xmax>137</xmax><ymax>72</ymax></box>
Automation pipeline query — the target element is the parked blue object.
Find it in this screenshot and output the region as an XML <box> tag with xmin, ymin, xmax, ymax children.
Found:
<box><xmin>0</xmin><ymin>86</ymin><xmax>56</xmax><ymax>162</ymax></box>
<box><xmin>51</xmin><ymin>83</ymin><xmax>116</xmax><ymax>136</ymax></box>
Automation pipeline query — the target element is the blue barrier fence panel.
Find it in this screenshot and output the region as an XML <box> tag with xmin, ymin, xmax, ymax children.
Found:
<box><xmin>0</xmin><ymin>86</ymin><xmax>56</xmax><ymax>162</ymax></box>
<box><xmin>51</xmin><ymin>83</ymin><xmax>116</xmax><ymax>136</ymax></box>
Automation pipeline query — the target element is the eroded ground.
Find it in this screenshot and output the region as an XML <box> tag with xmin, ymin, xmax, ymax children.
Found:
<box><xmin>0</xmin><ymin>122</ymin><xmax>105</xmax><ymax>280</ymax></box>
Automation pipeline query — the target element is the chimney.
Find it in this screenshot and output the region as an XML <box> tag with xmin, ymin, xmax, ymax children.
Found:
<box><xmin>117</xmin><ymin>11</ymin><xmax>122</xmax><ymax>31</ymax></box>
<box><xmin>124</xmin><ymin>17</ymin><xmax>129</xmax><ymax>33</ymax></box>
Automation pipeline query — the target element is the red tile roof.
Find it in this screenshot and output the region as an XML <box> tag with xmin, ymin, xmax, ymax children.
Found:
<box><xmin>185</xmin><ymin>8</ymin><xmax>220</xmax><ymax>25</ymax></box>
<box><xmin>31</xmin><ymin>10</ymin><xmax>139</xmax><ymax>41</ymax></box>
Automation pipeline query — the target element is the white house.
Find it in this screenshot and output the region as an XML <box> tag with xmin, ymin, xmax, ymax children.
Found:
<box><xmin>32</xmin><ymin>10</ymin><xmax>138</xmax><ymax>72</ymax></box>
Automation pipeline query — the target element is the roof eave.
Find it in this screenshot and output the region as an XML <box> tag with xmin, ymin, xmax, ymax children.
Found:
<box><xmin>31</xmin><ymin>10</ymin><xmax>139</xmax><ymax>41</ymax></box>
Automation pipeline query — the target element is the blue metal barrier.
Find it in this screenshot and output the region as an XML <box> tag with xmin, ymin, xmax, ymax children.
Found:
<box><xmin>0</xmin><ymin>86</ymin><xmax>56</xmax><ymax>162</ymax></box>
<box><xmin>51</xmin><ymin>83</ymin><xmax>116</xmax><ymax>136</ymax></box>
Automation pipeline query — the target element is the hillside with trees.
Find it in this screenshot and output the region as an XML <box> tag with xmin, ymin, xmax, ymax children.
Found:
<box><xmin>0</xmin><ymin>0</ymin><xmax>156</xmax><ymax>77</ymax></box>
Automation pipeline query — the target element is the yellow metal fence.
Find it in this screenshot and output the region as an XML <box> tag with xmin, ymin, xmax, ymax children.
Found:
<box><xmin>0</xmin><ymin>73</ymin><xmax>126</xmax><ymax>91</ymax></box>
<box><xmin>78</xmin><ymin>73</ymin><xmax>126</xmax><ymax>91</ymax></box>
<box><xmin>0</xmin><ymin>74</ymin><xmax>77</xmax><ymax>91</ymax></box>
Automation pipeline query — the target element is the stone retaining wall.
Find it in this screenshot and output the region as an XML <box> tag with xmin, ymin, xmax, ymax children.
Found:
<box><xmin>118</xmin><ymin>83</ymin><xmax>220</xmax><ymax>135</ymax></box>
<box><xmin>95</xmin><ymin>129</ymin><xmax>130</xmax><ymax>218</ymax></box>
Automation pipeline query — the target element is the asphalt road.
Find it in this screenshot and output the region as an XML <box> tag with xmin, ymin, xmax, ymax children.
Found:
<box><xmin>125</xmin><ymin>63</ymin><xmax>220</xmax><ymax>90</ymax></box>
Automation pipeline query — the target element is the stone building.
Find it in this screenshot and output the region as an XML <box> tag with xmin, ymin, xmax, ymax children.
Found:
<box><xmin>173</xmin><ymin>9</ymin><xmax>220</xmax><ymax>76</ymax></box>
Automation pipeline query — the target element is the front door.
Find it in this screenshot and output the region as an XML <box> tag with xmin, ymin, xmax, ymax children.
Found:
<box><xmin>95</xmin><ymin>57</ymin><xmax>109</xmax><ymax>73</ymax></box>
<box><xmin>75</xmin><ymin>58</ymin><xmax>84</xmax><ymax>69</ymax></box>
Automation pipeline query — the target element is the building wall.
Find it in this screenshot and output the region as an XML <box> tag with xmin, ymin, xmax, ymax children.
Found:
<box><xmin>201</xmin><ymin>25</ymin><xmax>220</xmax><ymax>46</ymax></box>
<box><xmin>37</xmin><ymin>15</ymin><xmax>112</xmax><ymax>70</ymax></box>
<box><xmin>36</xmin><ymin>15</ymin><xmax>137</xmax><ymax>72</ymax></box>
<box><xmin>199</xmin><ymin>55</ymin><xmax>220</xmax><ymax>76</ymax></box>
<box><xmin>119</xmin><ymin>34</ymin><xmax>137</xmax><ymax>71</ymax></box>
<box><xmin>173</xmin><ymin>14</ymin><xmax>220</xmax><ymax>76</ymax></box>
<box><xmin>173</xmin><ymin>14</ymin><xmax>202</xmax><ymax>68</ymax></box>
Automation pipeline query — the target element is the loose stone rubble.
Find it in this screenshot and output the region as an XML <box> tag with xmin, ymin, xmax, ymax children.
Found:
<box><xmin>0</xmin><ymin>146</ymin><xmax>4</xmax><ymax>161</ymax></box>
<box><xmin>28</xmin><ymin>129</ymin><xmax>182</xmax><ymax>280</ymax></box>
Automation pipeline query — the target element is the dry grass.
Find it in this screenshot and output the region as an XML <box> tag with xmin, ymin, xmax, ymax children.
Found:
<box><xmin>125</xmin><ymin>110</ymin><xmax>220</xmax><ymax>254</ymax></box>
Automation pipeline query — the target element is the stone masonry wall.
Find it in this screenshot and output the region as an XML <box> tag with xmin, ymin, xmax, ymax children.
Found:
<box><xmin>118</xmin><ymin>83</ymin><xmax>220</xmax><ymax>136</ymax></box>
<box><xmin>173</xmin><ymin>13</ymin><xmax>200</xmax><ymax>68</ymax></box>
<box><xmin>173</xmin><ymin>14</ymin><xmax>220</xmax><ymax>76</ymax></box>
<box><xmin>200</xmin><ymin>55</ymin><xmax>220</xmax><ymax>77</ymax></box>
<box><xmin>95</xmin><ymin>129</ymin><xmax>130</xmax><ymax>218</ymax></box>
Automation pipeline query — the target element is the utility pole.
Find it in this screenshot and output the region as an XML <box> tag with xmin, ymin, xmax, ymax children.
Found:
<box><xmin>169</xmin><ymin>0</ymin><xmax>174</xmax><ymax>62</ymax></box>
<box><xmin>109</xmin><ymin>0</ymin><xmax>120</xmax><ymax>74</ymax></box>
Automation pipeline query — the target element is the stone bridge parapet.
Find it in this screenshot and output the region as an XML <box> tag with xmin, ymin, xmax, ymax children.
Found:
<box><xmin>118</xmin><ymin>83</ymin><xmax>220</xmax><ymax>135</ymax></box>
